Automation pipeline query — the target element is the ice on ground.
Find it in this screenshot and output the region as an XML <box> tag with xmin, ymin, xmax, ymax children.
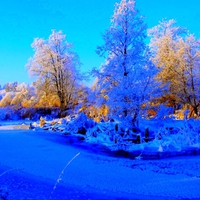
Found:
<box><xmin>0</xmin><ymin>124</ymin><xmax>30</xmax><ymax>130</ymax></box>
<box><xmin>0</xmin><ymin>129</ymin><xmax>200</xmax><ymax>199</ymax></box>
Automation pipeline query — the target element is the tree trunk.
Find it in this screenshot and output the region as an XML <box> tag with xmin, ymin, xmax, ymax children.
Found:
<box><xmin>189</xmin><ymin>105</ymin><xmax>198</xmax><ymax>119</ymax></box>
<box><xmin>58</xmin><ymin>91</ymin><xmax>66</xmax><ymax>111</ymax></box>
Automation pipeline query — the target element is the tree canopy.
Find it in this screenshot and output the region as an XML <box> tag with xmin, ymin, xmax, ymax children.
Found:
<box><xmin>27</xmin><ymin>30</ymin><xmax>83</xmax><ymax>111</ymax></box>
<box><xmin>93</xmin><ymin>0</ymin><xmax>156</xmax><ymax>122</ymax></box>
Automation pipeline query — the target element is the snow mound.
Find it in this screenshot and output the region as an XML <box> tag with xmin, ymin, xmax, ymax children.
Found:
<box><xmin>33</xmin><ymin>114</ymin><xmax>200</xmax><ymax>159</ymax></box>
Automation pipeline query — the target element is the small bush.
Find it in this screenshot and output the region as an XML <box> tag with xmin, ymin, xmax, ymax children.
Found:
<box><xmin>18</xmin><ymin>107</ymin><xmax>36</xmax><ymax>119</ymax></box>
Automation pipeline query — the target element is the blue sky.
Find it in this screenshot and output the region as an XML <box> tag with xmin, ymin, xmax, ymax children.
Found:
<box><xmin>0</xmin><ymin>0</ymin><xmax>200</xmax><ymax>86</ymax></box>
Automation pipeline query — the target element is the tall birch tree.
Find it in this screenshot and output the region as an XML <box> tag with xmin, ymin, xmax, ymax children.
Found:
<box><xmin>93</xmin><ymin>0</ymin><xmax>154</xmax><ymax>122</ymax></box>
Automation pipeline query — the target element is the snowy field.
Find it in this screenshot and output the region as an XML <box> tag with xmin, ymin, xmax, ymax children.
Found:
<box><xmin>0</xmin><ymin>125</ymin><xmax>200</xmax><ymax>199</ymax></box>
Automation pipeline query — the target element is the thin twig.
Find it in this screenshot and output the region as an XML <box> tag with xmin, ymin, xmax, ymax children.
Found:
<box><xmin>0</xmin><ymin>169</ymin><xmax>15</xmax><ymax>177</ymax></box>
<box><xmin>49</xmin><ymin>152</ymin><xmax>81</xmax><ymax>200</ymax></box>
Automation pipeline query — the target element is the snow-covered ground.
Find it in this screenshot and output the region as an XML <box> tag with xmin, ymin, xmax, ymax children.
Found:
<box><xmin>31</xmin><ymin>114</ymin><xmax>200</xmax><ymax>160</ymax></box>
<box><xmin>0</xmin><ymin>126</ymin><xmax>200</xmax><ymax>199</ymax></box>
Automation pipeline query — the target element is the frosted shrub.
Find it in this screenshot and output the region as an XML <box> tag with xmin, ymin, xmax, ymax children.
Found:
<box><xmin>181</xmin><ymin>120</ymin><xmax>200</xmax><ymax>147</ymax></box>
<box><xmin>0</xmin><ymin>107</ymin><xmax>19</xmax><ymax>120</ymax></box>
<box><xmin>86</xmin><ymin>119</ymin><xmax>141</xmax><ymax>150</ymax></box>
<box><xmin>155</xmin><ymin>119</ymin><xmax>200</xmax><ymax>151</ymax></box>
<box><xmin>19</xmin><ymin>107</ymin><xmax>36</xmax><ymax>119</ymax></box>
<box><xmin>65</xmin><ymin>112</ymin><xmax>95</xmax><ymax>135</ymax></box>
<box><xmin>86</xmin><ymin>121</ymin><xmax>114</xmax><ymax>138</ymax></box>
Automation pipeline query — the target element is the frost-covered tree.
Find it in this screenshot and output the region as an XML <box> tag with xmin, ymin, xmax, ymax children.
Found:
<box><xmin>148</xmin><ymin>19</ymin><xmax>187</xmax><ymax>109</ymax></box>
<box><xmin>149</xmin><ymin>20</ymin><xmax>200</xmax><ymax>117</ymax></box>
<box><xmin>4</xmin><ymin>82</ymin><xmax>18</xmax><ymax>92</ymax></box>
<box><xmin>0</xmin><ymin>92</ymin><xmax>14</xmax><ymax>107</ymax></box>
<box><xmin>148</xmin><ymin>20</ymin><xmax>186</xmax><ymax>88</ymax></box>
<box><xmin>27</xmin><ymin>30</ymin><xmax>82</xmax><ymax>111</ymax></box>
<box><xmin>32</xmin><ymin>79</ymin><xmax>59</xmax><ymax>108</ymax></box>
<box><xmin>93</xmin><ymin>0</ymin><xmax>154</xmax><ymax>122</ymax></box>
<box><xmin>179</xmin><ymin>35</ymin><xmax>200</xmax><ymax>117</ymax></box>
<box><xmin>10</xmin><ymin>83</ymin><xmax>36</xmax><ymax>108</ymax></box>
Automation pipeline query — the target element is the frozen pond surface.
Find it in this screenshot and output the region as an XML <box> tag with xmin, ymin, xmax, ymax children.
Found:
<box><xmin>0</xmin><ymin>128</ymin><xmax>200</xmax><ymax>199</ymax></box>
